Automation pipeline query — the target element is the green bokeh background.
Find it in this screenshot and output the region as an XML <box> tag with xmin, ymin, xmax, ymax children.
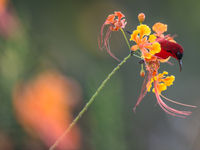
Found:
<box><xmin>1</xmin><ymin>0</ymin><xmax>200</xmax><ymax>149</ymax></box>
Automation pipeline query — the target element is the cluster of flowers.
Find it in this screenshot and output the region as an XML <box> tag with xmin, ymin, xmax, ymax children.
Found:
<box><xmin>99</xmin><ymin>11</ymin><xmax>196</xmax><ymax>118</ymax></box>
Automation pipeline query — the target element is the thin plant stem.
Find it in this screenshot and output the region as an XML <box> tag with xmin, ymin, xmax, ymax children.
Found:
<box><xmin>120</xmin><ymin>28</ymin><xmax>141</xmax><ymax>59</ymax></box>
<box><xmin>120</xmin><ymin>28</ymin><xmax>131</xmax><ymax>50</ymax></box>
<box><xmin>49</xmin><ymin>53</ymin><xmax>132</xmax><ymax>150</ymax></box>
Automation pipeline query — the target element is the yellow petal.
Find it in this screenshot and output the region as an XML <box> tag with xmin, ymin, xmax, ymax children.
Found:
<box><xmin>158</xmin><ymin>83</ymin><xmax>167</xmax><ymax>93</ymax></box>
<box><xmin>130</xmin><ymin>30</ymin><xmax>139</xmax><ymax>41</ymax></box>
<box><xmin>149</xmin><ymin>42</ymin><xmax>161</xmax><ymax>55</ymax></box>
<box><xmin>149</xmin><ymin>34</ymin><xmax>157</xmax><ymax>43</ymax></box>
<box><xmin>143</xmin><ymin>52</ymin><xmax>152</xmax><ymax>59</ymax></box>
<box><xmin>146</xmin><ymin>79</ymin><xmax>153</xmax><ymax>92</ymax></box>
<box><xmin>153</xmin><ymin>83</ymin><xmax>167</xmax><ymax>93</ymax></box>
<box><xmin>163</xmin><ymin>75</ymin><xmax>175</xmax><ymax>86</ymax></box>
<box><xmin>162</xmin><ymin>71</ymin><xmax>168</xmax><ymax>75</ymax></box>
<box><xmin>137</xmin><ymin>24</ymin><xmax>151</xmax><ymax>38</ymax></box>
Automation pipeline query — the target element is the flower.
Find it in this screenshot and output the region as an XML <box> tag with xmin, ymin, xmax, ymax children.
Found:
<box><xmin>152</xmin><ymin>22</ymin><xmax>167</xmax><ymax>37</ymax></box>
<box><xmin>13</xmin><ymin>71</ymin><xmax>81</xmax><ymax>149</ymax></box>
<box><xmin>134</xmin><ymin>68</ymin><xmax>196</xmax><ymax>117</ymax></box>
<box><xmin>153</xmin><ymin>22</ymin><xmax>176</xmax><ymax>43</ymax></box>
<box><xmin>147</xmin><ymin>71</ymin><xmax>175</xmax><ymax>94</ymax></box>
<box><xmin>99</xmin><ymin>11</ymin><xmax>127</xmax><ymax>61</ymax></box>
<box><xmin>130</xmin><ymin>24</ymin><xmax>161</xmax><ymax>60</ymax></box>
<box><xmin>137</xmin><ymin>24</ymin><xmax>151</xmax><ymax>38</ymax></box>
<box><xmin>104</xmin><ymin>11</ymin><xmax>126</xmax><ymax>31</ymax></box>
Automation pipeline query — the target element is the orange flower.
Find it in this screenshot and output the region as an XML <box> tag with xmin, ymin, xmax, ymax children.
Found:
<box><xmin>152</xmin><ymin>22</ymin><xmax>167</xmax><ymax>36</ymax></box>
<box><xmin>134</xmin><ymin>70</ymin><xmax>196</xmax><ymax>117</ymax></box>
<box><xmin>153</xmin><ymin>22</ymin><xmax>176</xmax><ymax>43</ymax></box>
<box><xmin>147</xmin><ymin>71</ymin><xmax>175</xmax><ymax>94</ymax></box>
<box><xmin>13</xmin><ymin>71</ymin><xmax>81</xmax><ymax>150</ymax></box>
<box><xmin>99</xmin><ymin>11</ymin><xmax>127</xmax><ymax>61</ymax></box>
<box><xmin>104</xmin><ymin>11</ymin><xmax>126</xmax><ymax>31</ymax></box>
<box><xmin>130</xmin><ymin>24</ymin><xmax>161</xmax><ymax>60</ymax></box>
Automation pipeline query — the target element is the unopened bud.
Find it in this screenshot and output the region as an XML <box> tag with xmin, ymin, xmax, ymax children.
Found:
<box><xmin>140</xmin><ymin>70</ymin><xmax>145</xmax><ymax>77</ymax></box>
<box><xmin>138</xmin><ymin>13</ymin><xmax>145</xmax><ymax>23</ymax></box>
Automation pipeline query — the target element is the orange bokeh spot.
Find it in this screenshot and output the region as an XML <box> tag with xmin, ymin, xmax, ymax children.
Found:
<box><xmin>13</xmin><ymin>71</ymin><xmax>81</xmax><ymax>150</ymax></box>
<box><xmin>0</xmin><ymin>0</ymin><xmax>7</xmax><ymax>13</ymax></box>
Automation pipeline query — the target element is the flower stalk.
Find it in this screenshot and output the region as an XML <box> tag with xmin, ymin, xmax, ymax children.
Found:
<box><xmin>120</xmin><ymin>28</ymin><xmax>131</xmax><ymax>50</ymax></box>
<box><xmin>49</xmin><ymin>53</ymin><xmax>131</xmax><ymax>150</ymax></box>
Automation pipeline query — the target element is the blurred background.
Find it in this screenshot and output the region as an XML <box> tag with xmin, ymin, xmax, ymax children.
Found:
<box><xmin>0</xmin><ymin>0</ymin><xmax>200</xmax><ymax>149</ymax></box>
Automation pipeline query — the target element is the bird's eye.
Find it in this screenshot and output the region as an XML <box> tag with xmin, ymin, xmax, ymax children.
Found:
<box><xmin>176</xmin><ymin>51</ymin><xmax>183</xmax><ymax>60</ymax></box>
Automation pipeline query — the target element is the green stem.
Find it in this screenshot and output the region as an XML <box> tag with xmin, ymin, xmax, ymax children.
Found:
<box><xmin>141</xmin><ymin>63</ymin><xmax>144</xmax><ymax>71</ymax></box>
<box><xmin>120</xmin><ymin>28</ymin><xmax>141</xmax><ymax>59</ymax></box>
<box><xmin>49</xmin><ymin>53</ymin><xmax>132</xmax><ymax>150</ymax></box>
<box><xmin>120</xmin><ymin>28</ymin><xmax>131</xmax><ymax>50</ymax></box>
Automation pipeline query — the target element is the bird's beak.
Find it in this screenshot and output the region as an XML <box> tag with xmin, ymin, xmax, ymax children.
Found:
<box><xmin>178</xmin><ymin>59</ymin><xmax>182</xmax><ymax>72</ymax></box>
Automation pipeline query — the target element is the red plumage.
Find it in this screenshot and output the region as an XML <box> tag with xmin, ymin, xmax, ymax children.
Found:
<box><xmin>155</xmin><ymin>38</ymin><xmax>184</xmax><ymax>71</ymax></box>
<box><xmin>155</xmin><ymin>39</ymin><xmax>183</xmax><ymax>60</ymax></box>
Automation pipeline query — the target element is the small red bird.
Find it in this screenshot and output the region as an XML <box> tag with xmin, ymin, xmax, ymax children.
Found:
<box><xmin>155</xmin><ymin>38</ymin><xmax>184</xmax><ymax>71</ymax></box>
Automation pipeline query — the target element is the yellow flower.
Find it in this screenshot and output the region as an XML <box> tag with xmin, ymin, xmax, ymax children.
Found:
<box><xmin>147</xmin><ymin>71</ymin><xmax>175</xmax><ymax>94</ymax></box>
<box><xmin>130</xmin><ymin>24</ymin><xmax>161</xmax><ymax>60</ymax></box>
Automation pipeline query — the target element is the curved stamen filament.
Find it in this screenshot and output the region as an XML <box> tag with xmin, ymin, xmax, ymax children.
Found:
<box><xmin>160</xmin><ymin>94</ymin><xmax>196</xmax><ymax>108</ymax></box>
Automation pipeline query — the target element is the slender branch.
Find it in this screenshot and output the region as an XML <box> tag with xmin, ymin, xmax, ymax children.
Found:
<box><xmin>49</xmin><ymin>53</ymin><xmax>132</xmax><ymax>150</ymax></box>
<box><xmin>120</xmin><ymin>28</ymin><xmax>141</xmax><ymax>59</ymax></box>
<box><xmin>120</xmin><ymin>28</ymin><xmax>131</xmax><ymax>50</ymax></box>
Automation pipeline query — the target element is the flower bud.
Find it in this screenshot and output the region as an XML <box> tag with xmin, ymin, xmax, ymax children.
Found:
<box><xmin>138</xmin><ymin>13</ymin><xmax>145</xmax><ymax>23</ymax></box>
<box><xmin>140</xmin><ymin>70</ymin><xmax>145</xmax><ymax>77</ymax></box>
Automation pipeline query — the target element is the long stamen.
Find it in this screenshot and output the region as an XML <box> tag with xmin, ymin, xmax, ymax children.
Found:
<box><xmin>154</xmin><ymin>80</ymin><xmax>192</xmax><ymax>117</ymax></box>
<box><xmin>104</xmin><ymin>28</ymin><xmax>120</xmax><ymax>61</ymax></box>
<box><xmin>156</xmin><ymin>97</ymin><xmax>186</xmax><ymax>118</ymax></box>
<box><xmin>133</xmin><ymin>73</ymin><xmax>151</xmax><ymax>111</ymax></box>
<box><xmin>99</xmin><ymin>23</ymin><xmax>106</xmax><ymax>50</ymax></box>
<box><xmin>160</xmin><ymin>94</ymin><xmax>196</xmax><ymax>108</ymax></box>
